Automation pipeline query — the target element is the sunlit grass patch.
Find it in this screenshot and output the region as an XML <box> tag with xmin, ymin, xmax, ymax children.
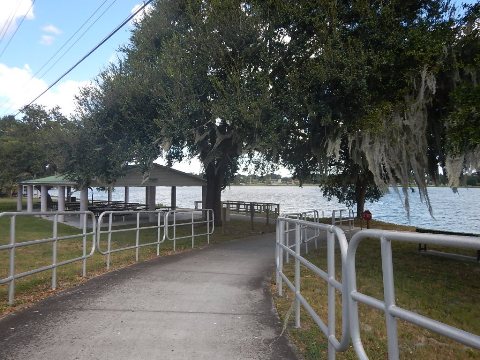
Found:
<box><xmin>273</xmin><ymin>223</ymin><xmax>480</xmax><ymax>359</ymax></box>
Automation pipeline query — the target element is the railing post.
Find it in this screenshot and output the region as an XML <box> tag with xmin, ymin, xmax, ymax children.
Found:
<box><xmin>277</xmin><ymin>220</ymin><xmax>286</xmax><ymax>296</ymax></box>
<box><xmin>157</xmin><ymin>212</ymin><xmax>161</xmax><ymax>256</ymax></box>
<box><xmin>275</xmin><ymin>219</ymin><xmax>279</xmax><ymax>285</ymax></box>
<box><xmin>135</xmin><ymin>212</ymin><xmax>140</xmax><ymax>262</ymax></box>
<box><xmin>52</xmin><ymin>214</ymin><xmax>58</xmax><ymax>290</ymax></box>
<box><xmin>173</xmin><ymin>211</ymin><xmax>177</xmax><ymax>252</ymax></box>
<box><xmin>295</xmin><ymin>223</ymin><xmax>301</xmax><ymax>328</ymax></box>
<box><xmin>250</xmin><ymin>202</ymin><xmax>255</xmax><ymax>230</ymax></box>
<box><xmin>381</xmin><ymin>236</ymin><xmax>399</xmax><ymax>360</ymax></box>
<box><xmin>82</xmin><ymin>212</ymin><xmax>87</xmax><ymax>277</ymax></box>
<box><xmin>107</xmin><ymin>213</ymin><xmax>113</xmax><ymax>270</ymax></box>
<box><xmin>304</xmin><ymin>224</ymin><xmax>308</xmax><ymax>254</ymax></box>
<box><xmin>191</xmin><ymin>211</ymin><xmax>195</xmax><ymax>248</ymax></box>
<box><xmin>327</xmin><ymin>229</ymin><xmax>336</xmax><ymax>360</ymax></box>
<box><xmin>8</xmin><ymin>216</ymin><xmax>16</xmax><ymax>305</ymax></box>
<box><xmin>207</xmin><ymin>210</ymin><xmax>210</xmax><ymax>244</ymax></box>
<box><xmin>285</xmin><ymin>221</ymin><xmax>290</xmax><ymax>263</ymax></box>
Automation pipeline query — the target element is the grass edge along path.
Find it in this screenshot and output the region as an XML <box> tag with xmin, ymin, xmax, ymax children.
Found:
<box><xmin>0</xmin><ymin>199</ymin><xmax>275</xmax><ymax>317</ymax></box>
<box><xmin>272</xmin><ymin>220</ymin><xmax>480</xmax><ymax>360</ymax></box>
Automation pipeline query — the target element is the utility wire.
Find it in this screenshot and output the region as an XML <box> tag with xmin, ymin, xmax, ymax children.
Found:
<box><xmin>0</xmin><ymin>0</ymin><xmax>23</xmax><ymax>42</ymax></box>
<box><xmin>14</xmin><ymin>0</ymin><xmax>154</xmax><ymax>117</ymax></box>
<box><xmin>0</xmin><ymin>0</ymin><xmax>113</xmax><ymax>116</ymax></box>
<box><xmin>35</xmin><ymin>0</ymin><xmax>118</xmax><ymax>81</ymax></box>
<box><xmin>0</xmin><ymin>0</ymin><xmax>36</xmax><ymax>58</ymax></box>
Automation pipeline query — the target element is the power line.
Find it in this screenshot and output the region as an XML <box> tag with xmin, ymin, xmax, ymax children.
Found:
<box><xmin>33</xmin><ymin>0</ymin><xmax>116</xmax><ymax>82</ymax></box>
<box><xmin>0</xmin><ymin>0</ymin><xmax>23</xmax><ymax>41</ymax></box>
<box><xmin>0</xmin><ymin>0</ymin><xmax>36</xmax><ymax>58</ymax></box>
<box><xmin>14</xmin><ymin>0</ymin><xmax>154</xmax><ymax>117</ymax></box>
<box><xmin>0</xmin><ymin>0</ymin><xmax>113</xmax><ymax>117</ymax></box>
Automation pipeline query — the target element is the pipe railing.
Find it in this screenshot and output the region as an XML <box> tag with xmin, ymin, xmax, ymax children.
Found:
<box><xmin>164</xmin><ymin>209</ymin><xmax>214</xmax><ymax>252</ymax></box>
<box><xmin>97</xmin><ymin>210</ymin><xmax>166</xmax><ymax>270</ymax></box>
<box><xmin>347</xmin><ymin>230</ymin><xmax>480</xmax><ymax>359</ymax></box>
<box><xmin>0</xmin><ymin>211</ymin><xmax>96</xmax><ymax>305</ymax></box>
<box><xmin>1</xmin><ymin>209</ymin><xmax>216</xmax><ymax>305</ymax></box>
<box><xmin>276</xmin><ymin>217</ymin><xmax>350</xmax><ymax>359</ymax></box>
<box><xmin>331</xmin><ymin>208</ymin><xmax>355</xmax><ymax>230</ymax></box>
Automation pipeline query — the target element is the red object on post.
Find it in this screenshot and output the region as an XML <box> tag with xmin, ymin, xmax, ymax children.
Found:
<box><xmin>362</xmin><ymin>210</ymin><xmax>372</xmax><ymax>221</ymax></box>
<box><xmin>362</xmin><ymin>210</ymin><xmax>372</xmax><ymax>229</ymax></box>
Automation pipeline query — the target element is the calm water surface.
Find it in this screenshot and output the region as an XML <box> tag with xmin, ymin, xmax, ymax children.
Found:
<box><xmin>85</xmin><ymin>185</ymin><xmax>479</xmax><ymax>234</ymax></box>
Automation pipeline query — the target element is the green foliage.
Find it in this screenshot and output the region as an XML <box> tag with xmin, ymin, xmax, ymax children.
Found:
<box><xmin>262</xmin><ymin>0</ymin><xmax>479</xmax><ymax>213</ymax></box>
<box><xmin>319</xmin><ymin>139</ymin><xmax>381</xmax><ymax>214</ymax></box>
<box><xmin>446</xmin><ymin>84</ymin><xmax>480</xmax><ymax>155</ymax></box>
<box><xmin>0</xmin><ymin>105</ymin><xmax>73</xmax><ymax>194</ymax></box>
<box><xmin>444</xmin><ymin>3</ymin><xmax>480</xmax><ymax>157</ymax></box>
<box><xmin>72</xmin><ymin>0</ymin><xmax>279</xmax><ymax>224</ymax></box>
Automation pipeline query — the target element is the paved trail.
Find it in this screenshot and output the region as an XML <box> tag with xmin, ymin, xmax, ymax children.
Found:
<box><xmin>0</xmin><ymin>233</ymin><xmax>297</xmax><ymax>360</ymax></box>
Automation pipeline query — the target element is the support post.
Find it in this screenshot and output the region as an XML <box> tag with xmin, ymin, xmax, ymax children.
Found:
<box><xmin>124</xmin><ymin>186</ymin><xmax>129</xmax><ymax>204</ymax></box>
<box><xmin>148</xmin><ymin>186</ymin><xmax>156</xmax><ymax>222</ymax></box>
<box><xmin>250</xmin><ymin>202</ymin><xmax>255</xmax><ymax>230</ymax></box>
<box><xmin>80</xmin><ymin>188</ymin><xmax>88</xmax><ymax>226</ymax></box>
<box><xmin>40</xmin><ymin>185</ymin><xmax>48</xmax><ymax>212</ymax></box>
<box><xmin>58</xmin><ymin>186</ymin><xmax>65</xmax><ymax>222</ymax></box>
<box><xmin>66</xmin><ymin>186</ymin><xmax>72</xmax><ymax>202</ymax></box>
<box><xmin>107</xmin><ymin>187</ymin><xmax>112</xmax><ymax>204</ymax></box>
<box><xmin>16</xmin><ymin>185</ymin><xmax>22</xmax><ymax>211</ymax></box>
<box><xmin>27</xmin><ymin>185</ymin><xmax>34</xmax><ymax>212</ymax></box>
<box><xmin>171</xmin><ymin>186</ymin><xmax>176</xmax><ymax>210</ymax></box>
<box><xmin>201</xmin><ymin>185</ymin><xmax>207</xmax><ymax>220</ymax></box>
<box><xmin>80</xmin><ymin>188</ymin><xmax>88</xmax><ymax>211</ymax></box>
<box><xmin>201</xmin><ymin>186</ymin><xmax>207</xmax><ymax>209</ymax></box>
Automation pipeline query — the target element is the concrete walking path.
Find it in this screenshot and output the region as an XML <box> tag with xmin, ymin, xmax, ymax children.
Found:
<box><xmin>0</xmin><ymin>233</ymin><xmax>297</xmax><ymax>360</ymax></box>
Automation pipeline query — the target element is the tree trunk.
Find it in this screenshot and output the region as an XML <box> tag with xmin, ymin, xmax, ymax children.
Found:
<box><xmin>204</xmin><ymin>162</ymin><xmax>224</xmax><ymax>226</ymax></box>
<box><xmin>355</xmin><ymin>177</ymin><xmax>367</xmax><ymax>217</ymax></box>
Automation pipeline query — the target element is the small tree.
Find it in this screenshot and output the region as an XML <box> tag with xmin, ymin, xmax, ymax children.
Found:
<box><xmin>71</xmin><ymin>0</ymin><xmax>277</xmax><ymax>224</ymax></box>
<box><xmin>0</xmin><ymin>105</ymin><xmax>73</xmax><ymax>195</ymax></box>
<box><xmin>319</xmin><ymin>140</ymin><xmax>381</xmax><ymax>216</ymax></box>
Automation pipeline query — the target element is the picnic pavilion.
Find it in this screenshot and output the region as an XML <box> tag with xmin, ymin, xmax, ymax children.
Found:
<box><xmin>16</xmin><ymin>164</ymin><xmax>207</xmax><ymax>215</ymax></box>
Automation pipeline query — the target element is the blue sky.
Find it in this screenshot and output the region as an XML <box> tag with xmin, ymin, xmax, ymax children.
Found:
<box><xmin>0</xmin><ymin>0</ymin><xmax>147</xmax><ymax>117</ymax></box>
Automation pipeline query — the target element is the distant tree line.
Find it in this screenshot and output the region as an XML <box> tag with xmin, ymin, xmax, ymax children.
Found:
<box><xmin>0</xmin><ymin>105</ymin><xmax>74</xmax><ymax>196</ymax></box>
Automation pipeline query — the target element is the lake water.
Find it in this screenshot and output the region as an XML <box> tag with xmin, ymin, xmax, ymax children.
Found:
<box><xmin>78</xmin><ymin>185</ymin><xmax>479</xmax><ymax>235</ymax></box>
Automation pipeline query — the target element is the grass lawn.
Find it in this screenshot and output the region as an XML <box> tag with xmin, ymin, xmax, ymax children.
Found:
<box><xmin>273</xmin><ymin>220</ymin><xmax>480</xmax><ymax>359</ymax></box>
<box><xmin>0</xmin><ymin>198</ymin><xmax>275</xmax><ymax>316</ymax></box>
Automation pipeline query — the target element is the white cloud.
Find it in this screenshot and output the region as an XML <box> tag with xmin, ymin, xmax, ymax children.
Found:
<box><xmin>39</xmin><ymin>34</ymin><xmax>54</xmax><ymax>45</ymax></box>
<box><xmin>0</xmin><ymin>0</ymin><xmax>34</xmax><ymax>39</ymax></box>
<box><xmin>0</xmin><ymin>63</ymin><xmax>90</xmax><ymax>117</ymax></box>
<box><xmin>130</xmin><ymin>3</ymin><xmax>154</xmax><ymax>24</ymax></box>
<box><xmin>42</xmin><ymin>24</ymin><xmax>61</xmax><ymax>35</ymax></box>
<box><xmin>39</xmin><ymin>24</ymin><xmax>61</xmax><ymax>45</ymax></box>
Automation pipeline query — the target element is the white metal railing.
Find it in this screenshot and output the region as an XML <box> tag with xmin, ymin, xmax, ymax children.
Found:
<box><xmin>276</xmin><ymin>217</ymin><xmax>480</xmax><ymax>358</ymax></box>
<box><xmin>0</xmin><ymin>208</ymin><xmax>216</xmax><ymax>306</ymax></box>
<box><xmin>347</xmin><ymin>229</ymin><xmax>480</xmax><ymax>359</ymax></box>
<box><xmin>0</xmin><ymin>211</ymin><xmax>96</xmax><ymax>305</ymax></box>
<box><xmin>97</xmin><ymin>210</ymin><xmax>166</xmax><ymax>270</ymax></box>
<box><xmin>276</xmin><ymin>217</ymin><xmax>350</xmax><ymax>359</ymax></box>
<box><xmin>164</xmin><ymin>209</ymin><xmax>214</xmax><ymax>251</ymax></box>
<box><xmin>283</xmin><ymin>210</ymin><xmax>321</xmax><ymax>256</ymax></box>
<box><xmin>331</xmin><ymin>208</ymin><xmax>355</xmax><ymax>230</ymax></box>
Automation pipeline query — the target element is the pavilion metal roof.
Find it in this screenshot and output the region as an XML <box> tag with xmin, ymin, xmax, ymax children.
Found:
<box><xmin>20</xmin><ymin>164</ymin><xmax>206</xmax><ymax>188</ymax></box>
